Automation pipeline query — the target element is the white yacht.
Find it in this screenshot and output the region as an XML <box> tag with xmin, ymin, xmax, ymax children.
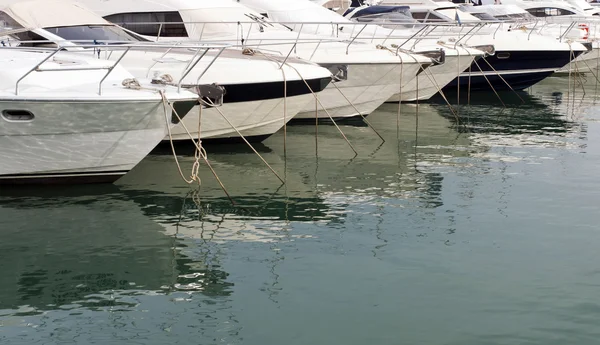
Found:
<box><xmin>461</xmin><ymin>1</ymin><xmax>600</xmax><ymax>74</ymax></box>
<box><xmin>2</xmin><ymin>0</ymin><xmax>334</xmax><ymax>143</ymax></box>
<box><xmin>77</xmin><ymin>0</ymin><xmax>435</xmax><ymax>117</ymax></box>
<box><xmin>308</xmin><ymin>0</ymin><xmax>491</xmax><ymax>101</ymax></box>
<box><xmin>372</xmin><ymin>0</ymin><xmax>589</xmax><ymax>91</ymax></box>
<box><xmin>236</xmin><ymin>0</ymin><xmax>484</xmax><ymax>102</ymax></box>
<box><xmin>0</xmin><ymin>46</ymin><xmax>200</xmax><ymax>184</ymax></box>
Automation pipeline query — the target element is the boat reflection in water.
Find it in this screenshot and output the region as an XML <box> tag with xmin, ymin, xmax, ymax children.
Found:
<box><xmin>119</xmin><ymin>145</ymin><xmax>341</xmax><ymax>243</ymax></box>
<box><xmin>266</xmin><ymin>103</ymin><xmax>477</xmax><ymax>209</ymax></box>
<box><xmin>430</xmin><ymin>77</ymin><xmax>589</xmax><ymax>153</ymax></box>
<box><xmin>0</xmin><ymin>186</ymin><xmax>238</xmax><ymax>292</ymax></box>
<box><xmin>0</xmin><ymin>83</ymin><xmax>590</xmax><ymax>343</ymax></box>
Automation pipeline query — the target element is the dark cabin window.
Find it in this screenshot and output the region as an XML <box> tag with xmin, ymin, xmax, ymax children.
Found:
<box><xmin>527</xmin><ymin>7</ymin><xmax>576</xmax><ymax>17</ymax></box>
<box><xmin>104</xmin><ymin>12</ymin><xmax>188</xmax><ymax>37</ymax></box>
<box><xmin>411</xmin><ymin>11</ymin><xmax>445</xmax><ymax>22</ymax></box>
<box><xmin>471</xmin><ymin>12</ymin><xmax>497</xmax><ymax>20</ymax></box>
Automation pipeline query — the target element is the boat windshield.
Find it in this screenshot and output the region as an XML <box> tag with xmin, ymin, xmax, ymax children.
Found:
<box><xmin>494</xmin><ymin>12</ymin><xmax>536</xmax><ymax>21</ymax></box>
<box><xmin>468</xmin><ymin>12</ymin><xmax>497</xmax><ymax>20</ymax></box>
<box><xmin>352</xmin><ymin>7</ymin><xmax>418</xmax><ymax>27</ymax></box>
<box><xmin>44</xmin><ymin>25</ymin><xmax>148</xmax><ymax>44</ymax></box>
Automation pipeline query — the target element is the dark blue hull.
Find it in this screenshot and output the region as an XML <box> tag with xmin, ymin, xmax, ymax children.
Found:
<box><xmin>443</xmin><ymin>50</ymin><xmax>584</xmax><ymax>92</ymax></box>
<box><xmin>445</xmin><ymin>70</ymin><xmax>555</xmax><ymax>92</ymax></box>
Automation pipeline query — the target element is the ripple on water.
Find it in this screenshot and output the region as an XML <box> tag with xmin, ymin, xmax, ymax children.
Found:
<box><xmin>2</xmin><ymin>77</ymin><xmax>600</xmax><ymax>344</ymax></box>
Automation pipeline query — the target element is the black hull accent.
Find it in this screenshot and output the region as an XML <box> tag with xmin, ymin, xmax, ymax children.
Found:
<box><xmin>288</xmin><ymin>114</ymin><xmax>369</xmax><ymax>125</ymax></box>
<box><xmin>477</xmin><ymin>50</ymin><xmax>583</xmax><ymax>72</ymax></box>
<box><xmin>202</xmin><ymin>133</ymin><xmax>273</xmax><ymax>144</ymax></box>
<box><xmin>445</xmin><ymin>70</ymin><xmax>555</xmax><ymax>92</ymax></box>
<box><xmin>443</xmin><ymin>50</ymin><xmax>584</xmax><ymax>92</ymax></box>
<box><xmin>0</xmin><ymin>170</ymin><xmax>128</xmax><ymax>185</ymax></box>
<box><xmin>222</xmin><ymin>77</ymin><xmax>331</xmax><ymax>103</ymax></box>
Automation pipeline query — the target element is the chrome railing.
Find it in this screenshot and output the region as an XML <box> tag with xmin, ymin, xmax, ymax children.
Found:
<box><xmin>0</xmin><ymin>41</ymin><xmax>229</xmax><ymax>95</ymax></box>
<box><xmin>107</xmin><ymin>19</ymin><xmax>500</xmax><ymax>55</ymax></box>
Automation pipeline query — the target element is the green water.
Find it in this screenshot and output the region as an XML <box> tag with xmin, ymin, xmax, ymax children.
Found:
<box><xmin>2</xmin><ymin>77</ymin><xmax>600</xmax><ymax>344</ymax></box>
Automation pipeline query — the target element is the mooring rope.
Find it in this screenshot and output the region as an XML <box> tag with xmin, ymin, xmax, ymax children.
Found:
<box><xmin>200</xmin><ymin>97</ymin><xmax>286</xmax><ymax>184</ymax></box>
<box><xmin>252</xmin><ymin>49</ymin><xmax>359</xmax><ymax>156</ymax></box>
<box><xmin>160</xmin><ymin>90</ymin><xmax>237</xmax><ymax>203</ymax></box>
<box><xmin>160</xmin><ymin>90</ymin><xmax>205</xmax><ymax>185</ymax></box>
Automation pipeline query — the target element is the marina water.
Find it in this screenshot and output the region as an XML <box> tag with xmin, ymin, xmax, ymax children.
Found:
<box><xmin>2</xmin><ymin>77</ymin><xmax>600</xmax><ymax>344</ymax></box>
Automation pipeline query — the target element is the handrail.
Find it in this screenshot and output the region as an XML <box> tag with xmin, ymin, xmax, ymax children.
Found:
<box><xmin>5</xmin><ymin>41</ymin><xmax>231</xmax><ymax>96</ymax></box>
<box><xmin>115</xmin><ymin>18</ymin><xmax>488</xmax><ymax>56</ymax></box>
<box><xmin>98</xmin><ymin>46</ymin><xmax>130</xmax><ymax>95</ymax></box>
<box><xmin>15</xmin><ymin>47</ymin><xmax>61</xmax><ymax>95</ymax></box>
<box><xmin>558</xmin><ymin>21</ymin><xmax>577</xmax><ymax>41</ymax></box>
<box><xmin>528</xmin><ymin>20</ymin><xmax>540</xmax><ymax>40</ymax></box>
<box><xmin>105</xmin><ymin>19</ymin><xmax>514</xmax><ymax>48</ymax></box>
<box><xmin>280</xmin><ymin>43</ymin><xmax>298</xmax><ymax>69</ymax></box>
<box><xmin>178</xmin><ymin>47</ymin><xmax>208</xmax><ymax>91</ymax></box>
<box><xmin>454</xmin><ymin>24</ymin><xmax>482</xmax><ymax>49</ymax></box>
<box><xmin>346</xmin><ymin>24</ymin><xmax>368</xmax><ymax>54</ymax></box>
<box><xmin>110</xmin><ymin>19</ymin><xmax>490</xmax><ymax>26</ymax></box>
<box><xmin>193</xmin><ymin>46</ymin><xmax>227</xmax><ymax>88</ymax></box>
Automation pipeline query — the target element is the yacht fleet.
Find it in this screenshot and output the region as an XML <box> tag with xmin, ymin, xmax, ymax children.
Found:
<box><xmin>0</xmin><ymin>0</ymin><xmax>598</xmax><ymax>184</ymax></box>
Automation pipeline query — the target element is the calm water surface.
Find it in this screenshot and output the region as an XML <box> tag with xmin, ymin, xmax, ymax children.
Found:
<box><xmin>2</xmin><ymin>77</ymin><xmax>600</xmax><ymax>344</ymax></box>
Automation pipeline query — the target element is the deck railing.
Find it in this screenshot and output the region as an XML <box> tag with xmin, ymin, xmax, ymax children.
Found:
<box><xmin>0</xmin><ymin>41</ymin><xmax>229</xmax><ymax>95</ymax></box>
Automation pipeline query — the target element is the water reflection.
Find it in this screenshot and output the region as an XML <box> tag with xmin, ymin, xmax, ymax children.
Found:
<box><xmin>0</xmin><ymin>186</ymin><xmax>236</xmax><ymax>312</ymax></box>
<box><xmin>1</xmin><ymin>77</ymin><xmax>598</xmax><ymax>344</ymax></box>
<box><xmin>428</xmin><ymin>81</ymin><xmax>589</xmax><ymax>160</ymax></box>
<box><xmin>0</xmin><ymin>185</ymin><xmax>245</xmax><ymax>343</ymax></box>
<box><xmin>264</xmin><ymin>103</ymin><xmax>476</xmax><ymax>211</ymax></box>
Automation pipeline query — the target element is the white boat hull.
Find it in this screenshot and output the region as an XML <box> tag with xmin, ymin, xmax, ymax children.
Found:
<box><xmin>556</xmin><ymin>47</ymin><xmax>600</xmax><ymax>74</ymax></box>
<box><xmin>167</xmin><ymin>93</ymin><xmax>316</xmax><ymax>141</ymax></box>
<box><xmin>294</xmin><ymin>63</ymin><xmax>421</xmax><ymax>119</ymax></box>
<box><xmin>0</xmin><ymin>100</ymin><xmax>176</xmax><ymax>183</ymax></box>
<box><xmin>389</xmin><ymin>55</ymin><xmax>476</xmax><ymax>102</ymax></box>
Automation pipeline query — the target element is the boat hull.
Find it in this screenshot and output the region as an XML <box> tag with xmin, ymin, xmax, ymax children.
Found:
<box><xmin>294</xmin><ymin>63</ymin><xmax>421</xmax><ymax>120</ymax></box>
<box><xmin>388</xmin><ymin>55</ymin><xmax>476</xmax><ymax>102</ymax></box>
<box><xmin>167</xmin><ymin>77</ymin><xmax>331</xmax><ymax>141</ymax></box>
<box><xmin>167</xmin><ymin>93</ymin><xmax>318</xmax><ymax>142</ymax></box>
<box><xmin>0</xmin><ymin>100</ymin><xmax>182</xmax><ymax>184</ymax></box>
<box><xmin>443</xmin><ymin>50</ymin><xmax>584</xmax><ymax>92</ymax></box>
<box><xmin>555</xmin><ymin>47</ymin><xmax>600</xmax><ymax>75</ymax></box>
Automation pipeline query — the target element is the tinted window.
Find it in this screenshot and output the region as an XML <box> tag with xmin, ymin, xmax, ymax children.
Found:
<box><xmin>411</xmin><ymin>11</ymin><xmax>446</xmax><ymax>22</ymax></box>
<box><xmin>527</xmin><ymin>7</ymin><xmax>576</xmax><ymax>17</ymax></box>
<box><xmin>471</xmin><ymin>12</ymin><xmax>497</xmax><ymax>20</ymax></box>
<box><xmin>45</xmin><ymin>25</ymin><xmax>144</xmax><ymax>43</ymax></box>
<box><xmin>105</xmin><ymin>12</ymin><xmax>188</xmax><ymax>37</ymax></box>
